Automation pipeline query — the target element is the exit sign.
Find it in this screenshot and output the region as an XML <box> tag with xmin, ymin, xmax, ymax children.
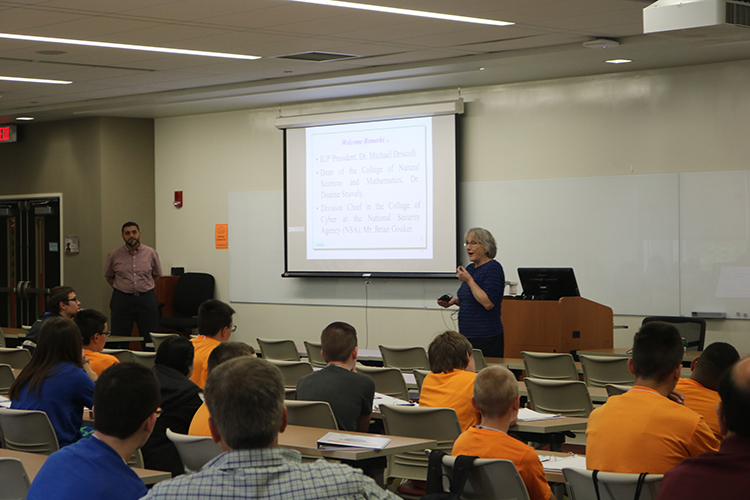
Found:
<box><xmin>0</xmin><ymin>124</ymin><xmax>17</xmax><ymax>143</ymax></box>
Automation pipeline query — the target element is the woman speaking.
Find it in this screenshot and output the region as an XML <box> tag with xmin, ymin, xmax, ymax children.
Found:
<box><xmin>438</xmin><ymin>227</ymin><xmax>505</xmax><ymax>357</ymax></box>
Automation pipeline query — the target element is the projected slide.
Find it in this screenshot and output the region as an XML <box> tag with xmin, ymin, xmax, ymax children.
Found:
<box><xmin>306</xmin><ymin>117</ymin><xmax>432</xmax><ymax>260</ymax></box>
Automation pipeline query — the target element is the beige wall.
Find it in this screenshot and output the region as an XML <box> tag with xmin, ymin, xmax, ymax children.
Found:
<box><xmin>1</xmin><ymin>117</ymin><xmax>155</xmax><ymax>317</ymax></box>
<box><xmin>155</xmin><ymin>59</ymin><xmax>750</xmax><ymax>352</ymax></box>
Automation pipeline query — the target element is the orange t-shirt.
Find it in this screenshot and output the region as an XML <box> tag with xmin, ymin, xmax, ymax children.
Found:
<box><xmin>676</xmin><ymin>378</ymin><xmax>722</xmax><ymax>441</ymax></box>
<box><xmin>83</xmin><ymin>349</ymin><xmax>119</xmax><ymax>376</ymax></box>
<box><xmin>452</xmin><ymin>426</ymin><xmax>551</xmax><ymax>500</ymax></box>
<box><xmin>190</xmin><ymin>335</ymin><xmax>222</xmax><ymax>389</ymax></box>
<box><xmin>188</xmin><ymin>402</ymin><xmax>211</xmax><ymax>437</ymax></box>
<box><xmin>586</xmin><ymin>386</ymin><xmax>720</xmax><ymax>474</ymax></box>
<box><xmin>419</xmin><ymin>369</ymin><xmax>479</xmax><ymax>432</ymax></box>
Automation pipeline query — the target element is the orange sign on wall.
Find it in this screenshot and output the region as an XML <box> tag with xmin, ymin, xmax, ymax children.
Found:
<box><xmin>215</xmin><ymin>224</ymin><xmax>228</xmax><ymax>249</ymax></box>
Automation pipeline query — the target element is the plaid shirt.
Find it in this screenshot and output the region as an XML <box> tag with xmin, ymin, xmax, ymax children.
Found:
<box><xmin>141</xmin><ymin>447</ymin><xmax>398</xmax><ymax>500</ymax></box>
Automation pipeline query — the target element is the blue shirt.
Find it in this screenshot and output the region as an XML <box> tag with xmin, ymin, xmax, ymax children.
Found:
<box><xmin>27</xmin><ymin>434</ymin><xmax>147</xmax><ymax>500</ymax></box>
<box><xmin>11</xmin><ymin>362</ymin><xmax>94</xmax><ymax>447</ymax></box>
<box><xmin>457</xmin><ymin>259</ymin><xmax>505</xmax><ymax>339</ymax></box>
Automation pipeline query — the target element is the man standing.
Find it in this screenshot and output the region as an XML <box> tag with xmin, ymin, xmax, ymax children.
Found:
<box><xmin>104</xmin><ymin>222</ymin><xmax>162</xmax><ymax>344</ymax></box>
<box><xmin>22</xmin><ymin>285</ymin><xmax>80</xmax><ymax>352</ymax></box>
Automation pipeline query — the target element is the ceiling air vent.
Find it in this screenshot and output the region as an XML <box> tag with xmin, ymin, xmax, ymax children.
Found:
<box><xmin>644</xmin><ymin>0</ymin><xmax>750</xmax><ymax>41</ymax></box>
<box><xmin>276</xmin><ymin>51</ymin><xmax>360</xmax><ymax>62</ymax></box>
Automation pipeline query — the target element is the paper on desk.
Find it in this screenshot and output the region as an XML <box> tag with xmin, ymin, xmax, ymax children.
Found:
<box><xmin>517</xmin><ymin>408</ymin><xmax>564</xmax><ymax>421</ymax></box>
<box><xmin>539</xmin><ymin>454</ymin><xmax>587</xmax><ymax>471</ymax></box>
<box><xmin>317</xmin><ymin>432</ymin><xmax>391</xmax><ymax>450</ymax></box>
<box><xmin>0</xmin><ymin>395</ymin><xmax>10</xmax><ymax>408</ymax></box>
<box><xmin>373</xmin><ymin>393</ymin><xmax>417</xmax><ymax>412</ymax></box>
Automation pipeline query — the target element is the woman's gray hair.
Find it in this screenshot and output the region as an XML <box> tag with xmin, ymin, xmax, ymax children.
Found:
<box><xmin>465</xmin><ymin>227</ymin><xmax>497</xmax><ymax>259</ymax></box>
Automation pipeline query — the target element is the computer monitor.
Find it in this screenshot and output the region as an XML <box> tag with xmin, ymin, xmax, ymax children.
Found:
<box><xmin>517</xmin><ymin>267</ymin><xmax>580</xmax><ymax>300</ymax></box>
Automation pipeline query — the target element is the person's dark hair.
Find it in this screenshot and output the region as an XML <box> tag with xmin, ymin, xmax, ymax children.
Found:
<box><xmin>207</xmin><ymin>342</ymin><xmax>256</xmax><ymax>373</ymax></box>
<box><xmin>94</xmin><ymin>363</ymin><xmax>161</xmax><ymax>439</ymax></box>
<box><xmin>155</xmin><ymin>336</ymin><xmax>195</xmax><ymax>377</ymax></box>
<box><xmin>75</xmin><ymin>309</ymin><xmax>108</xmax><ymax>345</ymax></box>
<box><xmin>9</xmin><ymin>317</ymin><xmax>83</xmax><ymax>400</ymax></box>
<box><xmin>46</xmin><ymin>285</ymin><xmax>75</xmax><ymax>313</ymax></box>
<box><xmin>428</xmin><ymin>330</ymin><xmax>472</xmax><ymax>374</ymax></box>
<box><xmin>631</xmin><ymin>321</ymin><xmax>684</xmax><ymax>381</ymax></box>
<box><xmin>205</xmin><ymin>357</ymin><xmax>284</xmax><ymax>449</ymax></box>
<box><xmin>718</xmin><ymin>360</ymin><xmax>750</xmax><ymax>438</ymax></box>
<box><xmin>198</xmin><ymin>299</ymin><xmax>235</xmax><ymax>337</ymax></box>
<box><xmin>321</xmin><ymin>322</ymin><xmax>357</xmax><ymax>363</ymax></box>
<box><xmin>695</xmin><ymin>342</ymin><xmax>740</xmax><ymax>388</ymax></box>
<box><xmin>121</xmin><ymin>221</ymin><xmax>139</xmax><ymax>232</ymax></box>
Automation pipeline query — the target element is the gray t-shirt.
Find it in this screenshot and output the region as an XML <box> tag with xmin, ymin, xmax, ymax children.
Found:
<box><xmin>296</xmin><ymin>365</ymin><xmax>375</xmax><ymax>431</ymax></box>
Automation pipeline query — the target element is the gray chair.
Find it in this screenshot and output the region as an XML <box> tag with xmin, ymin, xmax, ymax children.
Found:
<box><xmin>166</xmin><ymin>429</ymin><xmax>223</xmax><ymax>473</ymax></box>
<box><xmin>257</xmin><ymin>338</ymin><xmax>300</xmax><ymax>361</ymax></box>
<box><xmin>0</xmin><ymin>408</ymin><xmax>59</xmax><ymax>454</ymax></box>
<box><xmin>642</xmin><ymin>316</ymin><xmax>706</xmax><ymax>351</ymax></box>
<box><xmin>0</xmin><ymin>349</ymin><xmax>31</xmax><ymax>370</ymax></box>
<box><xmin>438</xmin><ymin>453</ymin><xmax>530</xmax><ymax>500</ymax></box>
<box><xmin>266</xmin><ymin>359</ymin><xmax>313</xmax><ymax>388</ymax></box>
<box><xmin>379</xmin><ymin>345</ymin><xmax>429</xmax><ymax>371</ymax></box>
<box><xmin>564</xmin><ymin>468</ymin><xmax>664</xmax><ymax>500</ymax></box>
<box><xmin>131</xmin><ymin>351</ymin><xmax>156</xmax><ymax>368</ymax></box>
<box><xmin>0</xmin><ymin>457</ymin><xmax>30</xmax><ymax>500</ymax></box>
<box><xmin>101</xmin><ymin>349</ymin><xmax>135</xmax><ymax>364</ymax></box>
<box><xmin>413</xmin><ymin>369</ymin><xmax>430</xmax><ymax>394</ymax></box>
<box><xmin>472</xmin><ymin>349</ymin><xmax>487</xmax><ymax>372</ymax></box>
<box><xmin>521</xmin><ymin>351</ymin><xmax>578</xmax><ymax>381</ymax></box>
<box><xmin>303</xmin><ymin>340</ymin><xmax>327</xmax><ymax>368</ymax></box>
<box><xmin>151</xmin><ymin>332</ymin><xmax>179</xmax><ymax>352</ymax></box>
<box><xmin>0</xmin><ymin>364</ymin><xmax>15</xmax><ymax>393</ymax></box>
<box><xmin>285</xmin><ymin>400</ymin><xmax>338</xmax><ymax>429</ymax></box>
<box><xmin>579</xmin><ymin>355</ymin><xmax>634</xmax><ymax>387</ymax></box>
<box><xmin>0</xmin><ymin>328</ymin><xmax>5</xmax><ymax>348</ymax></box>
<box><xmin>605</xmin><ymin>384</ymin><xmax>632</xmax><ymax>397</ymax></box>
<box><xmin>523</xmin><ymin>378</ymin><xmax>593</xmax><ymax>417</ymax></box>
<box><xmin>357</xmin><ymin>364</ymin><xmax>410</xmax><ymax>400</ymax></box>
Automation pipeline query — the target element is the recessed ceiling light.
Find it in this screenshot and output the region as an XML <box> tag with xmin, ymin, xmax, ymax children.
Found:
<box><xmin>605</xmin><ymin>59</ymin><xmax>632</xmax><ymax>64</ymax></box>
<box><xmin>479</xmin><ymin>67</ymin><xmax>485</xmax><ymax>71</ymax></box>
<box><xmin>287</xmin><ymin>0</ymin><xmax>514</xmax><ymax>26</ymax></box>
<box><xmin>16</xmin><ymin>117</ymin><xmax>34</xmax><ymax>121</ymax></box>
<box><xmin>0</xmin><ymin>33</ymin><xmax>261</xmax><ymax>60</ymax></box>
<box><xmin>0</xmin><ymin>76</ymin><xmax>71</xmax><ymax>84</ymax></box>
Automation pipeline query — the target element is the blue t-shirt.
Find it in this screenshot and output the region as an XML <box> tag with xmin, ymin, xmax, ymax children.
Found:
<box><xmin>11</xmin><ymin>362</ymin><xmax>94</xmax><ymax>447</ymax></box>
<box><xmin>27</xmin><ymin>434</ymin><xmax>148</xmax><ymax>500</ymax></box>
<box><xmin>456</xmin><ymin>259</ymin><xmax>505</xmax><ymax>339</ymax></box>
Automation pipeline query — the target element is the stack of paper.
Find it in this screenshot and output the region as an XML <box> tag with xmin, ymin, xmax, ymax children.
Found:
<box><xmin>373</xmin><ymin>393</ymin><xmax>416</xmax><ymax>412</ymax></box>
<box><xmin>317</xmin><ymin>432</ymin><xmax>391</xmax><ymax>450</ymax></box>
<box><xmin>539</xmin><ymin>454</ymin><xmax>587</xmax><ymax>471</ymax></box>
<box><xmin>517</xmin><ymin>408</ymin><xmax>564</xmax><ymax>421</ymax></box>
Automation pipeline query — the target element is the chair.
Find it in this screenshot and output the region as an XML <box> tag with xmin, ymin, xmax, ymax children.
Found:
<box><xmin>266</xmin><ymin>360</ymin><xmax>313</xmax><ymax>388</ymax></box>
<box><xmin>101</xmin><ymin>349</ymin><xmax>135</xmax><ymax>364</ymax></box>
<box><xmin>579</xmin><ymin>355</ymin><xmax>634</xmax><ymax>387</ymax></box>
<box><xmin>151</xmin><ymin>332</ymin><xmax>179</xmax><ymax>352</ymax></box>
<box><xmin>438</xmin><ymin>454</ymin><xmax>530</xmax><ymax>500</ymax></box>
<box><xmin>0</xmin><ymin>349</ymin><xmax>31</xmax><ymax>370</ymax></box>
<box><xmin>285</xmin><ymin>400</ymin><xmax>338</xmax><ymax>429</ymax></box>
<box><xmin>642</xmin><ymin>316</ymin><xmax>706</xmax><ymax>351</ymax></box>
<box><xmin>0</xmin><ymin>364</ymin><xmax>15</xmax><ymax>393</ymax></box>
<box><xmin>380</xmin><ymin>405</ymin><xmax>461</xmax><ymax>483</ymax></box>
<box><xmin>472</xmin><ymin>349</ymin><xmax>487</xmax><ymax>372</ymax></box>
<box><xmin>127</xmin><ymin>449</ymin><xmax>144</xmax><ymax>468</ymax></box>
<box><xmin>166</xmin><ymin>429</ymin><xmax>222</xmax><ymax>473</ymax></box>
<box><xmin>379</xmin><ymin>345</ymin><xmax>429</xmax><ymax>371</ymax></box>
<box><xmin>564</xmin><ymin>468</ymin><xmax>664</xmax><ymax>500</ymax></box>
<box><xmin>521</xmin><ymin>351</ymin><xmax>578</xmax><ymax>381</ymax></box>
<box><xmin>356</xmin><ymin>364</ymin><xmax>410</xmax><ymax>400</ymax></box>
<box><xmin>523</xmin><ymin>378</ymin><xmax>593</xmax><ymax>417</ymax></box>
<box><xmin>285</xmin><ymin>388</ymin><xmax>297</xmax><ymax>400</ymax></box>
<box><xmin>0</xmin><ymin>408</ymin><xmax>59</xmax><ymax>454</ymax></box>
<box><xmin>0</xmin><ymin>328</ymin><xmax>5</xmax><ymax>348</ymax></box>
<box><xmin>131</xmin><ymin>351</ymin><xmax>156</xmax><ymax>368</ymax></box>
<box><xmin>413</xmin><ymin>369</ymin><xmax>430</xmax><ymax>394</ymax></box>
<box><xmin>605</xmin><ymin>384</ymin><xmax>632</xmax><ymax>397</ymax></box>
<box><xmin>0</xmin><ymin>457</ymin><xmax>30</xmax><ymax>500</ymax></box>
<box><xmin>303</xmin><ymin>340</ymin><xmax>326</xmax><ymax>368</ymax></box>
<box><xmin>257</xmin><ymin>338</ymin><xmax>300</xmax><ymax>361</ymax></box>
<box><xmin>159</xmin><ymin>272</ymin><xmax>215</xmax><ymax>335</ymax></box>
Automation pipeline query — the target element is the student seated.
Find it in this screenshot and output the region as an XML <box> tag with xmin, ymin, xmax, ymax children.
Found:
<box><xmin>23</xmin><ymin>285</ymin><xmax>81</xmax><ymax>352</ymax></box>
<box><xmin>420</xmin><ymin>330</ymin><xmax>480</xmax><ymax>431</ymax></box>
<box><xmin>586</xmin><ymin>321</ymin><xmax>720</xmax><ymax>473</ymax></box>
<box><xmin>75</xmin><ymin>309</ymin><xmax>119</xmax><ymax>376</ymax></box>
<box><xmin>10</xmin><ymin>317</ymin><xmax>97</xmax><ymax>447</ymax></box>
<box><xmin>143</xmin><ymin>357</ymin><xmax>399</xmax><ymax>500</ymax></box>
<box><xmin>675</xmin><ymin>341</ymin><xmax>739</xmax><ymax>441</ymax></box>
<box><xmin>452</xmin><ymin>365</ymin><xmax>555</xmax><ymax>500</ymax></box>
<box><xmin>189</xmin><ymin>341</ymin><xmax>256</xmax><ymax>436</ymax></box>
<box><xmin>27</xmin><ymin>363</ymin><xmax>161</xmax><ymax>500</ymax></box>
<box><xmin>190</xmin><ymin>299</ymin><xmax>236</xmax><ymax>389</ymax></box>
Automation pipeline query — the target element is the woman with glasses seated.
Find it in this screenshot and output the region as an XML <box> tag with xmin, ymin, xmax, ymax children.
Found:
<box><xmin>438</xmin><ymin>227</ymin><xmax>505</xmax><ymax>357</ymax></box>
<box><xmin>75</xmin><ymin>309</ymin><xmax>119</xmax><ymax>376</ymax></box>
<box><xmin>10</xmin><ymin>317</ymin><xmax>97</xmax><ymax>447</ymax></box>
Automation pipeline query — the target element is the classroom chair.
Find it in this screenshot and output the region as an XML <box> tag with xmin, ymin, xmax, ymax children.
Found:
<box><xmin>579</xmin><ymin>355</ymin><xmax>634</xmax><ymax>387</ymax></box>
<box><xmin>159</xmin><ymin>272</ymin><xmax>215</xmax><ymax>336</ymax></box>
<box><xmin>605</xmin><ymin>384</ymin><xmax>632</xmax><ymax>397</ymax></box>
<box><xmin>131</xmin><ymin>351</ymin><xmax>156</xmax><ymax>368</ymax></box>
<box><xmin>0</xmin><ymin>349</ymin><xmax>31</xmax><ymax>370</ymax></box>
<box><xmin>521</xmin><ymin>352</ymin><xmax>578</xmax><ymax>381</ymax></box>
<box><xmin>166</xmin><ymin>429</ymin><xmax>222</xmax><ymax>473</ymax></box>
<box><xmin>0</xmin><ymin>364</ymin><xmax>15</xmax><ymax>393</ymax></box>
<box><xmin>412</xmin><ymin>369</ymin><xmax>430</xmax><ymax>395</ymax></box>
<box><xmin>101</xmin><ymin>349</ymin><xmax>136</xmax><ymax>364</ymax></box>
<box><xmin>303</xmin><ymin>340</ymin><xmax>327</xmax><ymax>368</ymax></box>
<box><xmin>356</xmin><ymin>364</ymin><xmax>410</xmax><ymax>401</ymax></box>
<box><xmin>151</xmin><ymin>332</ymin><xmax>179</xmax><ymax>352</ymax></box>
<box><xmin>563</xmin><ymin>468</ymin><xmax>664</xmax><ymax>500</ymax></box>
<box><xmin>0</xmin><ymin>328</ymin><xmax>5</xmax><ymax>349</ymax></box>
<box><xmin>435</xmin><ymin>452</ymin><xmax>530</xmax><ymax>500</ymax></box>
<box><xmin>472</xmin><ymin>349</ymin><xmax>487</xmax><ymax>372</ymax></box>
<box><xmin>378</xmin><ymin>345</ymin><xmax>429</xmax><ymax>371</ymax></box>
<box><xmin>642</xmin><ymin>316</ymin><xmax>706</xmax><ymax>351</ymax></box>
<box><xmin>256</xmin><ymin>338</ymin><xmax>301</xmax><ymax>361</ymax></box>
<box><xmin>0</xmin><ymin>408</ymin><xmax>59</xmax><ymax>454</ymax></box>
<box><xmin>266</xmin><ymin>359</ymin><xmax>313</xmax><ymax>388</ymax></box>
<box><xmin>0</xmin><ymin>457</ymin><xmax>30</xmax><ymax>500</ymax></box>
<box><xmin>285</xmin><ymin>400</ymin><xmax>338</xmax><ymax>430</ymax></box>
<box><xmin>523</xmin><ymin>378</ymin><xmax>594</xmax><ymax>417</ymax></box>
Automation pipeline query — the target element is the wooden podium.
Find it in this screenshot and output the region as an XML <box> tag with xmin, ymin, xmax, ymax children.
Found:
<box><xmin>502</xmin><ymin>296</ymin><xmax>613</xmax><ymax>358</ymax></box>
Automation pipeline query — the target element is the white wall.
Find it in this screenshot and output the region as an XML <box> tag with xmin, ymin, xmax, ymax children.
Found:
<box><xmin>155</xmin><ymin>59</ymin><xmax>750</xmax><ymax>352</ymax></box>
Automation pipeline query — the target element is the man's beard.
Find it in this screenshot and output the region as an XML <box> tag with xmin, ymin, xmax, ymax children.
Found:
<box><xmin>126</xmin><ymin>238</ymin><xmax>140</xmax><ymax>247</ymax></box>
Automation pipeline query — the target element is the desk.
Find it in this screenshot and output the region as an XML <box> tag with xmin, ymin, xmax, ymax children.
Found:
<box><xmin>0</xmin><ymin>448</ymin><xmax>171</xmax><ymax>485</ymax></box>
<box><xmin>2</xmin><ymin>328</ymin><xmax>141</xmax><ymax>345</ymax></box>
<box><xmin>576</xmin><ymin>348</ymin><xmax>701</xmax><ymax>365</ymax></box>
<box><xmin>538</xmin><ymin>450</ymin><xmax>585</xmax><ymax>484</ymax></box>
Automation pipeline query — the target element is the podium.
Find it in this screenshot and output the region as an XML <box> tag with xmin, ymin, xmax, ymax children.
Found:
<box><xmin>502</xmin><ymin>296</ymin><xmax>613</xmax><ymax>358</ymax></box>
